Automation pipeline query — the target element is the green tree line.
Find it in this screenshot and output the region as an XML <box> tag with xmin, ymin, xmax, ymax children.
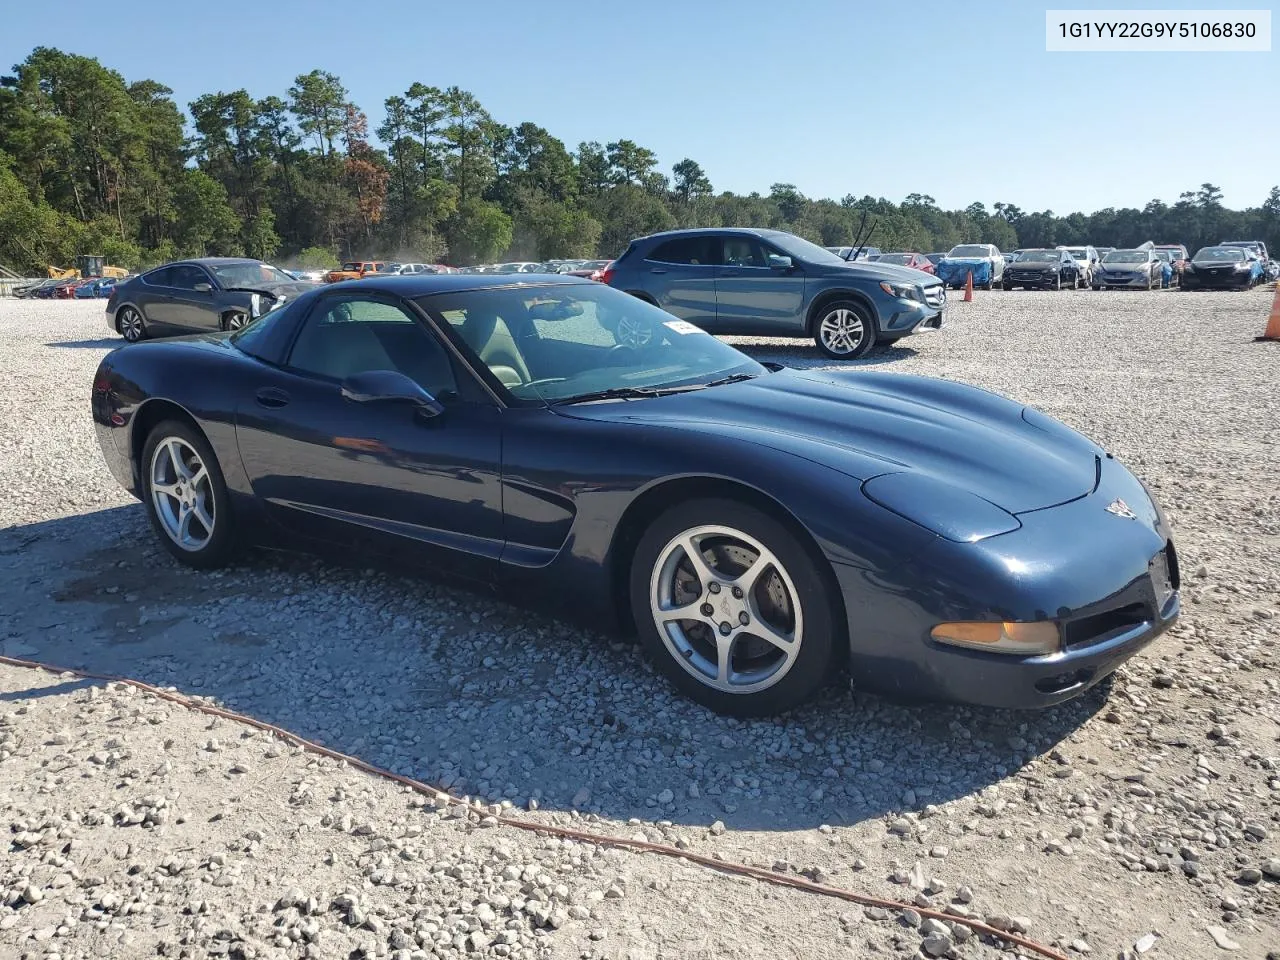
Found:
<box><xmin>2</xmin><ymin>46</ymin><xmax>1278</xmax><ymax>274</ymax></box>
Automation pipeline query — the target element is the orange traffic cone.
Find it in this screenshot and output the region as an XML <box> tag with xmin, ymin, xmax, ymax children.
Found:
<box><xmin>962</xmin><ymin>270</ymin><xmax>974</xmax><ymax>302</ymax></box>
<box><xmin>1256</xmin><ymin>282</ymin><xmax>1280</xmax><ymax>342</ymax></box>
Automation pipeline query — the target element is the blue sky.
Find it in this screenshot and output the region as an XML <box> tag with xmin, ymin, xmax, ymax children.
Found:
<box><xmin>2</xmin><ymin>0</ymin><xmax>1275</xmax><ymax>213</ymax></box>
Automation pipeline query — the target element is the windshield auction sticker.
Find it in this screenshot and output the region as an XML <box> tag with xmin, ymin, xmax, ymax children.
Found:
<box><xmin>1046</xmin><ymin>9</ymin><xmax>1270</xmax><ymax>51</ymax></box>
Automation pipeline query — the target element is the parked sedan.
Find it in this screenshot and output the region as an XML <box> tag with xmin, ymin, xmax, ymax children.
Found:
<box><xmin>1002</xmin><ymin>248</ymin><xmax>1081</xmax><ymax>290</ymax></box>
<box><xmin>874</xmin><ymin>252</ymin><xmax>936</xmax><ymax>274</ymax></box>
<box><xmin>105</xmin><ymin>258</ymin><xmax>319</xmax><ymax>342</ymax></box>
<box><xmin>608</xmin><ymin>228</ymin><xmax>945</xmax><ymax>359</ymax></box>
<box><xmin>90</xmin><ymin>274</ymin><xmax>1179</xmax><ymax>715</ymax></box>
<box><xmin>1182</xmin><ymin>246</ymin><xmax>1263</xmax><ymax>290</ymax></box>
<box><xmin>1093</xmin><ymin>250</ymin><xmax>1163</xmax><ymax>290</ymax></box>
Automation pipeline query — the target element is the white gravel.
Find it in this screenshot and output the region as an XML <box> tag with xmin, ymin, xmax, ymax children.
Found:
<box><xmin>1</xmin><ymin>290</ymin><xmax>1278</xmax><ymax>959</ymax></box>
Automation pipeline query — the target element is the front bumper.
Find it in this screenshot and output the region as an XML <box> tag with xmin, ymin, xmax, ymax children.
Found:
<box><xmin>1095</xmin><ymin>273</ymin><xmax>1150</xmax><ymax>288</ymax></box>
<box><xmin>834</xmin><ymin>455</ymin><xmax>1180</xmax><ymax>709</ymax></box>
<box><xmin>880</xmin><ymin>288</ymin><xmax>946</xmax><ymax>338</ymax></box>
<box><xmin>1004</xmin><ymin>271</ymin><xmax>1058</xmax><ymax>288</ymax></box>
<box><xmin>1183</xmin><ymin>271</ymin><xmax>1253</xmax><ymax>289</ymax></box>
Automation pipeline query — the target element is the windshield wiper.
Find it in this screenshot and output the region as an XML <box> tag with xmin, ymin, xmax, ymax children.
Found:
<box><xmin>701</xmin><ymin>372</ymin><xmax>760</xmax><ymax>388</ymax></box>
<box><xmin>553</xmin><ymin>385</ymin><xmax>699</xmax><ymax>405</ymax></box>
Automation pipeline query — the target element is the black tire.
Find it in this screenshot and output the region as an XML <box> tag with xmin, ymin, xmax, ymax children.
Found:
<box><xmin>222</xmin><ymin>310</ymin><xmax>250</xmax><ymax>332</ymax></box>
<box><xmin>117</xmin><ymin>306</ymin><xmax>147</xmax><ymax>343</ymax></box>
<box><xmin>812</xmin><ymin>300</ymin><xmax>877</xmax><ymax>360</ymax></box>
<box><xmin>140</xmin><ymin>420</ymin><xmax>238</xmax><ymax>569</ymax></box>
<box><xmin>629</xmin><ymin>498</ymin><xmax>838</xmax><ymax>717</ymax></box>
<box><xmin>1002</xmin><ymin>282</ymin><xmax>1012</xmax><ymax>291</ymax></box>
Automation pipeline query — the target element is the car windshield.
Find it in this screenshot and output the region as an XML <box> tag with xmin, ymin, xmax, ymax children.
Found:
<box><xmin>948</xmin><ymin>245</ymin><xmax>990</xmax><ymax>258</ymax></box>
<box><xmin>210</xmin><ymin>262</ymin><xmax>296</xmax><ymax>286</ymax></box>
<box><xmin>1065</xmin><ymin>249</ymin><xmax>1087</xmax><ymax>257</ymax></box>
<box><xmin>341</xmin><ymin>262</ymin><xmax>362</xmax><ymax>271</ymax></box>
<box><xmin>1194</xmin><ymin>247</ymin><xmax>1244</xmax><ymax>261</ymax></box>
<box><xmin>1104</xmin><ymin>251</ymin><xmax>1148</xmax><ymax>263</ymax></box>
<box><xmin>419</xmin><ymin>284</ymin><xmax>764</xmax><ymax>403</ymax></box>
<box><xmin>1018</xmin><ymin>251</ymin><xmax>1059</xmax><ymax>263</ymax></box>
<box><xmin>1152</xmin><ymin>250</ymin><xmax>1172</xmax><ymax>261</ymax></box>
<box><xmin>876</xmin><ymin>254</ymin><xmax>913</xmax><ymax>265</ymax></box>
<box><xmin>767</xmin><ymin>233</ymin><xmax>849</xmax><ymax>265</ymax></box>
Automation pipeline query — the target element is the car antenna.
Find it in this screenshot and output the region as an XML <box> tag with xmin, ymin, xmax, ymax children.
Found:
<box><xmin>845</xmin><ymin>211</ymin><xmax>868</xmax><ymax>261</ymax></box>
<box><xmin>849</xmin><ymin>214</ymin><xmax>878</xmax><ymax>262</ymax></box>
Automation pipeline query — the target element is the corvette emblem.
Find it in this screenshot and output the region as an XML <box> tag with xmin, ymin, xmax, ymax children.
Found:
<box><xmin>1105</xmin><ymin>498</ymin><xmax>1137</xmax><ymax>520</ymax></box>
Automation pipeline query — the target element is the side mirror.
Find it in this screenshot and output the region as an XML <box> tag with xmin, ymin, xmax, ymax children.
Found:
<box><xmin>193</xmin><ymin>283</ymin><xmax>212</xmax><ymax>293</ymax></box>
<box><xmin>341</xmin><ymin>370</ymin><xmax>445</xmax><ymax>419</ymax></box>
<box><xmin>767</xmin><ymin>254</ymin><xmax>793</xmax><ymax>270</ymax></box>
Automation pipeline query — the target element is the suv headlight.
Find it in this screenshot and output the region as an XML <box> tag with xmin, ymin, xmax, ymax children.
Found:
<box><xmin>879</xmin><ymin>281</ymin><xmax>920</xmax><ymax>301</ymax></box>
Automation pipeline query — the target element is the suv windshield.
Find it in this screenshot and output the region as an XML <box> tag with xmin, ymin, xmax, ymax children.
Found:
<box><xmin>420</xmin><ymin>284</ymin><xmax>763</xmax><ymax>403</ymax></box>
<box><xmin>765</xmin><ymin>233</ymin><xmax>848</xmax><ymax>265</ymax></box>
<box><xmin>948</xmin><ymin>245</ymin><xmax>990</xmax><ymax>258</ymax></box>
<box><xmin>210</xmin><ymin>262</ymin><xmax>296</xmax><ymax>286</ymax></box>
<box><xmin>1104</xmin><ymin>251</ymin><xmax>1148</xmax><ymax>264</ymax></box>
<box><xmin>1018</xmin><ymin>251</ymin><xmax>1059</xmax><ymax>263</ymax></box>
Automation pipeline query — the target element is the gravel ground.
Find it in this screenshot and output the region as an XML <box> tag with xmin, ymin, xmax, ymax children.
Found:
<box><xmin>1</xmin><ymin>290</ymin><xmax>1278</xmax><ymax>960</ymax></box>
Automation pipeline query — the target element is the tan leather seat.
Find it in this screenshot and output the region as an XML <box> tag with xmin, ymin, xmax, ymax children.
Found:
<box><xmin>459</xmin><ymin>306</ymin><xmax>532</xmax><ymax>387</ymax></box>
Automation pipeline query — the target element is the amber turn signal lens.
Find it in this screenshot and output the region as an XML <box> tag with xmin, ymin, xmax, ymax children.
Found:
<box><xmin>930</xmin><ymin>621</ymin><xmax>1060</xmax><ymax>655</ymax></box>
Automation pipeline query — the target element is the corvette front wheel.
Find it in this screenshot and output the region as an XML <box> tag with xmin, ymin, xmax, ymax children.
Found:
<box><xmin>630</xmin><ymin>498</ymin><xmax>838</xmax><ymax>716</ymax></box>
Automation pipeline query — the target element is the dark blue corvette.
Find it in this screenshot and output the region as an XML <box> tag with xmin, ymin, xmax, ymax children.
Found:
<box><xmin>91</xmin><ymin>274</ymin><xmax>1180</xmax><ymax>716</ymax></box>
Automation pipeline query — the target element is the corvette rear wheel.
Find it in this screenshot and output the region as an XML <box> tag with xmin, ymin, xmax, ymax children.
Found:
<box><xmin>631</xmin><ymin>498</ymin><xmax>837</xmax><ymax>716</ymax></box>
<box><xmin>814</xmin><ymin>301</ymin><xmax>876</xmax><ymax>360</ymax></box>
<box><xmin>142</xmin><ymin>420</ymin><xmax>237</xmax><ymax>569</ymax></box>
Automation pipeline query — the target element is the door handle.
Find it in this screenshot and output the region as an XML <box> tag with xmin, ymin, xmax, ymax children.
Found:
<box><xmin>649</xmin><ymin>267</ymin><xmax>667</xmax><ymax>274</ymax></box>
<box><xmin>255</xmin><ymin>387</ymin><xmax>291</xmax><ymax>409</ymax></box>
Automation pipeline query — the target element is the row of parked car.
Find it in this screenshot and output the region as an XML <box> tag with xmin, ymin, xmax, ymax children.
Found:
<box><xmin>11</xmin><ymin>275</ymin><xmax>123</xmax><ymax>299</ymax></box>
<box><xmin>283</xmin><ymin>258</ymin><xmax>618</xmax><ymax>285</ymax></box>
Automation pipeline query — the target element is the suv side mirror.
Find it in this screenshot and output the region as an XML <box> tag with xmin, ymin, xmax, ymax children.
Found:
<box><xmin>193</xmin><ymin>283</ymin><xmax>212</xmax><ymax>293</ymax></box>
<box><xmin>767</xmin><ymin>254</ymin><xmax>793</xmax><ymax>270</ymax></box>
<box><xmin>341</xmin><ymin>370</ymin><xmax>445</xmax><ymax>419</ymax></box>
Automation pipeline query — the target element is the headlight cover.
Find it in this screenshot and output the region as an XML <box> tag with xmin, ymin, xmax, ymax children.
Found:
<box><xmin>861</xmin><ymin>472</ymin><xmax>1020</xmax><ymax>543</ymax></box>
<box><xmin>879</xmin><ymin>281</ymin><xmax>920</xmax><ymax>301</ymax></box>
<box><xmin>931</xmin><ymin>621</ymin><xmax>1061</xmax><ymax>655</ymax></box>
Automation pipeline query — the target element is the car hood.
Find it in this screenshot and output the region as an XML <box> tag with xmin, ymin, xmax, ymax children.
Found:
<box><xmin>558</xmin><ymin>369</ymin><xmax>1100</xmax><ymax>515</ymax></box>
<box><xmin>225</xmin><ymin>280</ymin><xmax>319</xmax><ymax>298</ymax></box>
<box><xmin>818</xmin><ymin>260</ymin><xmax>943</xmax><ymax>284</ymax></box>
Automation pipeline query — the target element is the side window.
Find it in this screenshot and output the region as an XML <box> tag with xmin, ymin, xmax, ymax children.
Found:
<box><xmin>286</xmin><ymin>297</ymin><xmax>457</xmax><ymax>398</ymax></box>
<box><xmin>143</xmin><ymin>267</ymin><xmax>172</xmax><ymax>286</ymax></box>
<box><xmin>722</xmin><ymin>237</ymin><xmax>767</xmax><ymax>268</ymax></box>
<box><xmin>169</xmin><ymin>265</ymin><xmax>209</xmax><ymax>290</ymax></box>
<box><xmin>647</xmin><ymin>236</ymin><xmax>717</xmax><ymax>266</ymax></box>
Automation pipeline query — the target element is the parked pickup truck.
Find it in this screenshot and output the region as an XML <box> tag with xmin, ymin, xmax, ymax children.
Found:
<box><xmin>324</xmin><ymin>260</ymin><xmax>385</xmax><ymax>283</ymax></box>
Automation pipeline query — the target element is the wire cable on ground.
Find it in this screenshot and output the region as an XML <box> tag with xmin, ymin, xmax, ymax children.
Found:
<box><xmin>0</xmin><ymin>653</ymin><xmax>1069</xmax><ymax>960</ymax></box>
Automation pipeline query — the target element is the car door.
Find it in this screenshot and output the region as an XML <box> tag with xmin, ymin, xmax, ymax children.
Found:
<box><xmin>163</xmin><ymin>263</ymin><xmax>220</xmax><ymax>330</ymax></box>
<box><xmin>713</xmin><ymin>236</ymin><xmax>806</xmax><ymax>334</ymax></box>
<box><xmin>135</xmin><ymin>267</ymin><xmax>182</xmax><ymax>330</ymax></box>
<box><xmin>234</xmin><ymin>291</ymin><xmax>504</xmax><ymax>580</ymax></box>
<box><xmin>637</xmin><ymin>235</ymin><xmax>719</xmax><ymax>327</ymax></box>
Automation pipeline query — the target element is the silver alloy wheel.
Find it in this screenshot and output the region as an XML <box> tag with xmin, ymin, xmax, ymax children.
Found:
<box><xmin>226</xmin><ymin>311</ymin><xmax>249</xmax><ymax>331</ymax></box>
<box><xmin>149</xmin><ymin>437</ymin><xmax>215</xmax><ymax>552</ymax></box>
<box><xmin>119</xmin><ymin>307</ymin><xmax>143</xmax><ymax>342</ymax></box>
<box><xmin>649</xmin><ymin>524</ymin><xmax>803</xmax><ymax>694</ymax></box>
<box><xmin>818</xmin><ymin>307</ymin><xmax>865</xmax><ymax>355</ymax></box>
